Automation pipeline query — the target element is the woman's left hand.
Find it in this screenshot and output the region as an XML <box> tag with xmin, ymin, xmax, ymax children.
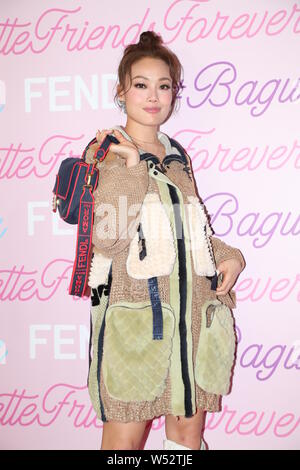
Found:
<box><xmin>215</xmin><ymin>258</ymin><xmax>243</xmax><ymax>296</ymax></box>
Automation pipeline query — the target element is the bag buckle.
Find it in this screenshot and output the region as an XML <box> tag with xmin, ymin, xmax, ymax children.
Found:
<box><xmin>52</xmin><ymin>195</ymin><xmax>59</xmax><ymax>212</ymax></box>
<box><xmin>84</xmin><ymin>173</ymin><xmax>93</xmax><ymax>188</ymax></box>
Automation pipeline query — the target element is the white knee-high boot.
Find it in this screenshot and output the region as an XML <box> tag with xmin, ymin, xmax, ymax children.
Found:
<box><xmin>163</xmin><ymin>438</ymin><xmax>207</xmax><ymax>450</ymax></box>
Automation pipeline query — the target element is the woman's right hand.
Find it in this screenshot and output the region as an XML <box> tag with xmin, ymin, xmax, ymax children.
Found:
<box><xmin>96</xmin><ymin>128</ymin><xmax>140</xmax><ymax>168</ymax></box>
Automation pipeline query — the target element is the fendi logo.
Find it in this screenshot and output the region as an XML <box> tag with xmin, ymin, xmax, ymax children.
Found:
<box><xmin>77</xmin><ymin>238</ymin><xmax>88</xmax><ymax>269</ymax></box>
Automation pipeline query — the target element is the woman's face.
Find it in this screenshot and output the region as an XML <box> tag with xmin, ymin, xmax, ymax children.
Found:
<box><xmin>120</xmin><ymin>57</ymin><xmax>173</xmax><ymax>126</ymax></box>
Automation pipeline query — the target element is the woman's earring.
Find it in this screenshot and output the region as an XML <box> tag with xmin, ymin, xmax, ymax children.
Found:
<box><xmin>120</xmin><ymin>100</ymin><xmax>127</xmax><ymax>114</ymax></box>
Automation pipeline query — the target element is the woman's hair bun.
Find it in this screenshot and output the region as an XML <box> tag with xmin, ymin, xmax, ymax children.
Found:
<box><xmin>139</xmin><ymin>31</ymin><xmax>163</xmax><ymax>49</ymax></box>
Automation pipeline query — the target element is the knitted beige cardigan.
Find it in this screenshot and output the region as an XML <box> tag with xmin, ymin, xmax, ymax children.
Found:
<box><xmin>84</xmin><ymin>127</ymin><xmax>246</xmax><ymax>422</ymax></box>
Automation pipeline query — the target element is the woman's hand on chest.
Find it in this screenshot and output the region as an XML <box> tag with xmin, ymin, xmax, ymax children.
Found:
<box><xmin>96</xmin><ymin>128</ymin><xmax>140</xmax><ymax>168</ymax></box>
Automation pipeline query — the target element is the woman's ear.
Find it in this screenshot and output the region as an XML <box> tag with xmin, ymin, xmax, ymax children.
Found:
<box><xmin>117</xmin><ymin>84</ymin><xmax>124</xmax><ymax>102</ymax></box>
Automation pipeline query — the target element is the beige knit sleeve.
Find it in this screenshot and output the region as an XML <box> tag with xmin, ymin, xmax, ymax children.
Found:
<box><xmin>210</xmin><ymin>236</ymin><xmax>246</xmax><ymax>309</ymax></box>
<box><xmin>91</xmin><ymin>158</ymin><xmax>149</xmax><ymax>258</ymax></box>
<box><xmin>211</xmin><ymin>236</ymin><xmax>246</xmax><ymax>271</ymax></box>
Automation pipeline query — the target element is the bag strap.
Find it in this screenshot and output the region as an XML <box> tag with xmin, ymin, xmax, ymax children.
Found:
<box><xmin>69</xmin><ymin>182</ymin><xmax>95</xmax><ymax>296</ymax></box>
<box><xmin>81</xmin><ymin>134</ymin><xmax>120</xmax><ymax>163</ymax></box>
<box><xmin>69</xmin><ymin>134</ymin><xmax>118</xmax><ymax>297</ymax></box>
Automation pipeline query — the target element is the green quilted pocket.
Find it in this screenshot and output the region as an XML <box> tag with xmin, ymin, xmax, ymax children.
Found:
<box><xmin>195</xmin><ymin>298</ymin><xmax>236</xmax><ymax>395</ymax></box>
<box><xmin>102</xmin><ymin>301</ymin><xmax>175</xmax><ymax>402</ymax></box>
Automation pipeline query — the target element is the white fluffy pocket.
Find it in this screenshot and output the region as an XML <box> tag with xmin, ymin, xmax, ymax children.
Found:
<box><xmin>88</xmin><ymin>248</ymin><xmax>112</xmax><ymax>288</ymax></box>
<box><xmin>186</xmin><ymin>196</ymin><xmax>216</xmax><ymax>276</ymax></box>
<box><xmin>126</xmin><ymin>192</ymin><xmax>176</xmax><ymax>279</ymax></box>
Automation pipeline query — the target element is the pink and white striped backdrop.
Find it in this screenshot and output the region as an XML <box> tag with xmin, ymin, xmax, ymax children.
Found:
<box><xmin>1</xmin><ymin>0</ymin><xmax>299</xmax><ymax>450</ymax></box>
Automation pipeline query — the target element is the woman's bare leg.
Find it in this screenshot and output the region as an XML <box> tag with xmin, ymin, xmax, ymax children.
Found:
<box><xmin>165</xmin><ymin>407</ymin><xmax>207</xmax><ymax>450</ymax></box>
<box><xmin>138</xmin><ymin>419</ymin><xmax>153</xmax><ymax>450</ymax></box>
<box><xmin>101</xmin><ymin>418</ymin><xmax>153</xmax><ymax>450</ymax></box>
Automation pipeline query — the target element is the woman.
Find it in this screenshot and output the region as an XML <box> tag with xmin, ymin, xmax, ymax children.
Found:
<box><xmin>85</xmin><ymin>31</ymin><xmax>245</xmax><ymax>451</ymax></box>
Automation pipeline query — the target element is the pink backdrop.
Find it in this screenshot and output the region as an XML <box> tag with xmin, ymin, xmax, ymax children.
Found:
<box><xmin>1</xmin><ymin>0</ymin><xmax>300</xmax><ymax>450</ymax></box>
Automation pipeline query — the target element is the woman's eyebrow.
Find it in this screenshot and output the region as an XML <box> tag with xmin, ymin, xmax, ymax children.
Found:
<box><xmin>132</xmin><ymin>75</ymin><xmax>171</xmax><ymax>82</ymax></box>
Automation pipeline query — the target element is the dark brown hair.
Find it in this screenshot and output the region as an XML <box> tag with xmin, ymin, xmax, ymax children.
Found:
<box><xmin>114</xmin><ymin>31</ymin><xmax>184</xmax><ymax>123</ymax></box>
